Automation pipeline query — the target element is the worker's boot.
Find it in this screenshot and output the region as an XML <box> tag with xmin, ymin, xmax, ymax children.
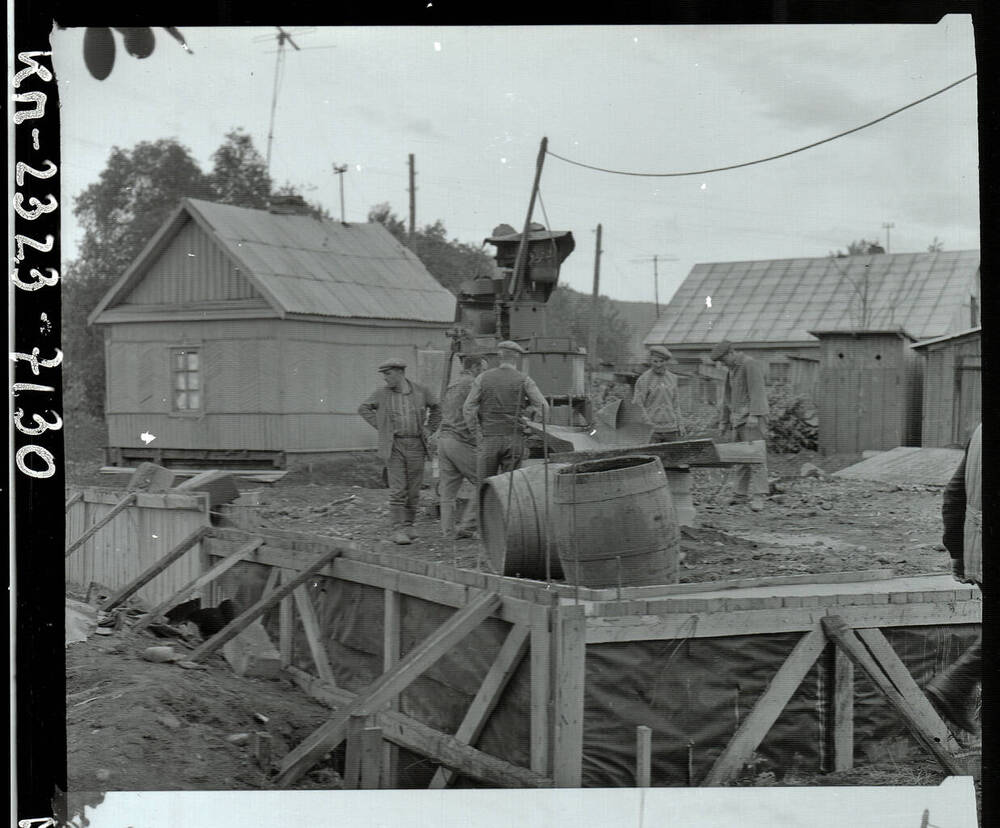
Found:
<box><xmin>748</xmin><ymin>495</ymin><xmax>765</xmax><ymax>512</ymax></box>
<box><xmin>440</xmin><ymin>499</ymin><xmax>456</xmax><ymax>539</ymax></box>
<box><xmin>925</xmin><ymin>638</ymin><xmax>982</xmax><ymax>734</ymax></box>
<box><xmin>455</xmin><ymin>499</ymin><xmax>478</xmax><ymax>540</ymax></box>
<box><xmin>389</xmin><ymin>505</ymin><xmax>411</xmax><ymax>545</ymax></box>
<box><xmin>403</xmin><ymin>506</ymin><xmax>418</xmax><ymax>539</ymax></box>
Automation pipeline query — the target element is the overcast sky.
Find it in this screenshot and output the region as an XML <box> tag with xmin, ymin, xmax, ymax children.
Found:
<box><xmin>50</xmin><ymin>20</ymin><xmax>978</xmax><ymax>306</ymax></box>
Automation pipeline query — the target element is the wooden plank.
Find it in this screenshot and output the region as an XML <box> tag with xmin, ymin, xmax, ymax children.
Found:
<box><xmin>100</xmin><ymin>525</ymin><xmax>208</xmax><ymax>610</ymax></box>
<box><xmin>274</xmin><ymin>591</ymin><xmax>502</xmax><ymax>787</ymax></box>
<box><xmin>429</xmin><ymin>623</ymin><xmax>530</xmax><ymax>789</ymax></box>
<box><xmin>712</xmin><ymin>440</ymin><xmax>767</xmax><ymax>465</ymax></box>
<box><xmin>65</xmin><ymin>492</ymin><xmax>137</xmax><ymax>557</ymax></box>
<box><xmin>585</xmin><ymin>600</ymin><xmax>983</xmax><ymax>643</ymax></box>
<box><xmin>832</xmin><ymin>647</ymin><xmax>854</xmax><ymax>772</ymax></box>
<box><xmin>343</xmin><ymin>715</ymin><xmax>369</xmax><ymax>789</ymax></box>
<box><xmin>279</xmin><ymin>571</ymin><xmax>294</xmax><ymax>668</ymax></box>
<box><xmin>636</xmin><ymin>725</ymin><xmax>652</xmax><ymax>787</ymax></box>
<box><xmin>293</xmin><ymin>586</ymin><xmax>335</xmax><ymax>684</ymax></box>
<box><xmin>360</xmin><ymin>726</ymin><xmax>384</xmax><ymax>790</ymax></box>
<box><xmin>382</xmin><ymin>588</ymin><xmax>402</xmax><ymax>788</ymax></box>
<box><xmin>575</xmin><ymin>569</ymin><xmax>899</xmax><ymax>602</ymax></box>
<box><xmin>65</xmin><ymin>490</ymin><xmax>83</xmax><ymax>512</ymax></box>
<box><xmin>530</xmin><ymin>604</ymin><xmax>551</xmax><ymax>777</ymax></box>
<box><xmin>552</xmin><ymin>605</ymin><xmax>586</xmax><ymax>787</ymax></box>
<box><xmin>133</xmin><ymin>537</ymin><xmax>264</xmax><ymax>632</ymax></box>
<box><xmin>702</xmin><ymin>625</ymin><xmax>828</xmax><ymax>785</ymax></box>
<box><xmin>262</xmin><ymin>566</ymin><xmax>281</xmax><ymax>596</ymax></box>
<box><xmin>854</xmin><ymin>627</ymin><xmax>963</xmax><ymax>755</ymax></box>
<box><xmin>548</xmin><ymin>438</ymin><xmax>721</xmax><ymax>467</ymax></box>
<box><xmin>821</xmin><ymin>617</ymin><xmax>964</xmax><ymax>775</ymax></box>
<box><xmin>286</xmin><ymin>665</ymin><xmax>550</xmax><ymax>787</ymax></box>
<box><xmin>188</xmin><ymin>546</ymin><xmax>347</xmax><ymax>663</ymax></box>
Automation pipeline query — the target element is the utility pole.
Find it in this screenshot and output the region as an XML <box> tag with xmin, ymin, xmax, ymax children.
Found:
<box><xmin>265</xmin><ymin>27</ymin><xmax>301</xmax><ymax>174</ymax></box>
<box><xmin>919</xmin><ymin>809</ymin><xmax>929</xmax><ymax>828</ymax></box>
<box><xmin>408</xmin><ymin>153</ymin><xmax>416</xmax><ymax>249</ymax></box>
<box><xmin>882</xmin><ymin>221</ymin><xmax>895</xmax><ymax>253</ymax></box>
<box><xmin>630</xmin><ymin>254</ymin><xmax>678</xmax><ymax>317</ymax></box>
<box><xmin>332</xmin><ymin>164</ymin><xmax>348</xmax><ymax>222</ymax></box>
<box><xmin>588</xmin><ymin>224</ymin><xmax>603</xmax><ymax>371</ymax></box>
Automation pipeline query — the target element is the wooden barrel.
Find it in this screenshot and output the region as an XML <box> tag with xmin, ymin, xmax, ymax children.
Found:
<box><xmin>553</xmin><ymin>455</ymin><xmax>680</xmax><ymax>588</ymax></box>
<box><xmin>479</xmin><ymin>462</ymin><xmax>567</xmax><ymax>580</ymax></box>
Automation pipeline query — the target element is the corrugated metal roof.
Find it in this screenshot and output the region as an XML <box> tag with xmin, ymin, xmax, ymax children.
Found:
<box><xmin>186</xmin><ymin>199</ymin><xmax>456</xmax><ymax>323</ymax></box>
<box><xmin>644</xmin><ymin>250</ymin><xmax>979</xmax><ymax>348</ymax></box>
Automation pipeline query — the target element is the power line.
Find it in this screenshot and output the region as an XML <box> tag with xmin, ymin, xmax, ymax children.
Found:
<box><xmin>546</xmin><ymin>72</ymin><xmax>976</xmax><ymax>178</ymax></box>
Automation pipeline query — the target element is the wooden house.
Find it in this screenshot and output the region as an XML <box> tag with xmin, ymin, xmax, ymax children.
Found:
<box><xmin>810</xmin><ymin>329</ymin><xmax>923</xmax><ymax>454</ymax></box>
<box><xmin>88</xmin><ymin>197</ymin><xmax>457</xmax><ymax>467</ymax></box>
<box><xmin>911</xmin><ymin>327</ymin><xmax>981</xmax><ymax>448</ymax></box>
<box><xmin>642</xmin><ymin>250</ymin><xmax>981</xmax><ymax>415</ymax></box>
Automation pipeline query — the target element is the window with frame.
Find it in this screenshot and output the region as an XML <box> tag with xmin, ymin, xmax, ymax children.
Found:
<box><xmin>171</xmin><ymin>348</ymin><xmax>201</xmax><ymax>411</ymax></box>
<box><xmin>768</xmin><ymin>361</ymin><xmax>790</xmax><ymax>386</ymax></box>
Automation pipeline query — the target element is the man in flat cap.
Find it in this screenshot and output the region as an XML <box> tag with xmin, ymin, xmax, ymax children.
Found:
<box><xmin>633</xmin><ymin>345</ymin><xmax>685</xmax><ymax>442</ymax></box>
<box><xmin>464</xmin><ymin>340</ymin><xmax>549</xmax><ymax>482</ymax></box>
<box><xmin>359</xmin><ymin>358</ymin><xmax>441</xmax><ymax>544</ymax></box>
<box><xmin>433</xmin><ymin>353</ymin><xmax>488</xmax><ymax>540</ymax></box>
<box><xmin>709</xmin><ymin>340</ymin><xmax>769</xmax><ymax>511</ymax></box>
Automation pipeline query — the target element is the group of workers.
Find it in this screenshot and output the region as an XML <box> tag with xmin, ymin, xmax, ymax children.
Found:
<box><xmin>359</xmin><ymin>339</ymin><xmax>981</xmax><ymax>737</ymax></box>
<box><xmin>358</xmin><ymin>337</ymin><xmax>771</xmax><ymax>543</ymax></box>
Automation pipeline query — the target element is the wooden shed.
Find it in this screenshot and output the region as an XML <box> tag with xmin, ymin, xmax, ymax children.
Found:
<box><xmin>911</xmin><ymin>327</ymin><xmax>981</xmax><ymax>448</ymax></box>
<box><xmin>88</xmin><ymin>197</ymin><xmax>457</xmax><ymax>467</ymax></box>
<box><xmin>810</xmin><ymin>329</ymin><xmax>923</xmax><ymax>455</ymax></box>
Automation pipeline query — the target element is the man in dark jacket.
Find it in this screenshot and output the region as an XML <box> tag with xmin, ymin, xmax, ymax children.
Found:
<box><xmin>463</xmin><ymin>340</ymin><xmax>549</xmax><ymax>481</ymax></box>
<box><xmin>925</xmin><ymin>422</ymin><xmax>981</xmax><ymax>734</ymax></box>
<box><xmin>358</xmin><ymin>358</ymin><xmax>441</xmax><ymax>545</ymax></box>
<box><xmin>434</xmin><ymin>354</ymin><xmax>486</xmax><ymax>539</ymax></box>
<box><xmin>710</xmin><ymin>340</ymin><xmax>769</xmax><ymax>511</ymax></box>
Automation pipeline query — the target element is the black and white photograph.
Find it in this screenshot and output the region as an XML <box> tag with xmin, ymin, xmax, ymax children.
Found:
<box><xmin>10</xmin><ymin>10</ymin><xmax>988</xmax><ymax>828</ymax></box>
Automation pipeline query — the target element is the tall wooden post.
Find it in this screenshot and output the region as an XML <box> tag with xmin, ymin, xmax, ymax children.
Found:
<box><xmin>382</xmin><ymin>588</ymin><xmax>402</xmax><ymax>787</ymax></box>
<box><xmin>408</xmin><ymin>153</ymin><xmax>416</xmax><ymax>249</ymax></box>
<box><xmin>508</xmin><ymin>136</ymin><xmax>548</xmax><ymax>306</ymax></box>
<box><xmin>551</xmin><ymin>604</ymin><xmax>586</xmax><ymax>786</ymax></box>
<box><xmin>588</xmin><ymin>224</ymin><xmax>602</xmax><ymax>371</ymax></box>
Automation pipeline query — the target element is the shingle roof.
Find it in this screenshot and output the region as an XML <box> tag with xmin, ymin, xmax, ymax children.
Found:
<box><xmin>186</xmin><ymin>199</ymin><xmax>456</xmax><ymax>322</ymax></box>
<box><xmin>644</xmin><ymin>250</ymin><xmax>979</xmax><ymax>348</ymax></box>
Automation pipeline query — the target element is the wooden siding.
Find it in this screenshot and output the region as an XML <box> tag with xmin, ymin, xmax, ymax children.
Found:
<box><xmin>919</xmin><ymin>334</ymin><xmax>981</xmax><ymax>448</ymax></box>
<box><xmin>123</xmin><ymin>217</ymin><xmax>262</xmax><ymax>305</ymax></box>
<box><xmin>816</xmin><ymin>334</ymin><xmax>922</xmax><ymax>454</ymax></box>
<box><xmin>103</xmin><ymin>318</ymin><xmax>451</xmax><ymax>454</ymax></box>
<box><xmin>65</xmin><ymin>489</ymin><xmax>210</xmax><ymax>605</ymax></box>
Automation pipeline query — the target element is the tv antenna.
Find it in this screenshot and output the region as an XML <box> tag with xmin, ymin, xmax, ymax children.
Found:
<box><xmin>259</xmin><ymin>26</ymin><xmax>305</xmax><ymax>173</ymax></box>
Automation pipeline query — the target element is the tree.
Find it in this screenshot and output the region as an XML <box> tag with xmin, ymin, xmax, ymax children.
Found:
<box><xmin>543</xmin><ymin>285</ymin><xmax>630</xmax><ymax>366</ymax></box>
<box><xmin>927</xmin><ymin>237</ymin><xmax>945</xmax><ymax>252</ymax></box>
<box><xmin>63</xmin><ymin>131</ymin><xmax>319</xmax><ymax>417</ymax></box>
<box><xmin>208</xmin><ymin>129</ymin><xmax>272</xmax><ymax>208</ymax></box>
<box><xmin>828</xmin><ymin>239</ymin><xmax>885</xmax><ymax>258</ymax></box>
<box><xmin>367</xmin><ymin>203</ymin><xmax>494</xmax><ymax>294</ymax></box>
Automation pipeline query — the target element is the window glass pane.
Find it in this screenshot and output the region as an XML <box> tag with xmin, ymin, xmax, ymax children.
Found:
<box><xmin>175</xmin><ymin>373</ymin><xmax>187</xmax><ymax>390</ymax></box>
<box><xmin>175</xmin><ymin>391</ymin><xmax>187</xmax><ymax>409</ymax></box>
<box><xmin>188</xmin><ymin>392</ymin><xmax>200</xmax><ymax>409</ymax></box>
<box><xmin>187</xmin><ymin>373</ymin><xmax>200</xmax><ymax>390</ymax></box>
<box><xmin>187</xmin><ymin>352</ymin><xmax>199</xmax><ymax>370</ymax></box>
<box><xmin>174</xmin><ymin>352</ymin><xmax>186</xmax><ymax>370</ymax></box>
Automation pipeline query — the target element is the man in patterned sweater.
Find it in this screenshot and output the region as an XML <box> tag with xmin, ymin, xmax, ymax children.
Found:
<box><xmin>633</xmin><ymin>344</ymin><xmax>684</xmax><ymax>442</ymax></box>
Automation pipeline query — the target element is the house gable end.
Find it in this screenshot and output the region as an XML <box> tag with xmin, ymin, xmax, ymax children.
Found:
<box><xmin>118</xmin><ymin>216</ymin><xmax>264</xmax><ymax>306</ymax></box>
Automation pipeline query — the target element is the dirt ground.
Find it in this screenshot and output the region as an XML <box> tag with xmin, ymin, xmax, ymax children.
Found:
<box><xmin>63</xmin><ymin>418</ymin><xmax>978</xmax><ymax>803</ymax></box>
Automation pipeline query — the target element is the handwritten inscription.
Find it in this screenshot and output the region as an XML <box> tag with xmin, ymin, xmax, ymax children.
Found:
<box><xmin>10</xmin><ymin>50</ymin><xmax>60</xmax><ymax>481</ymax></box>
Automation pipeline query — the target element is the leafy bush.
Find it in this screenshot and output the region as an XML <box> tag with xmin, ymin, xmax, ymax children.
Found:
<box><xmin>765</xmin><ymin>387</ymin><xmax>818</xmax><ymax>452</ymax></box>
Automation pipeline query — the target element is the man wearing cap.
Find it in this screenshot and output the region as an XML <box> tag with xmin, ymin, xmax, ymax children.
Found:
<box><xmin>709</xmin><ymin>340</ymin><xmax>769</xmax><ymax>511</ymax></box>
<box><xmin>464</xmin><ymin>340</ymin><xmax>549</xmax><ymax>481</ymax></box>
<box><xmin>358</xmin><ymin>358</ymin><xmax>441</xmax><ymax>545</ymax></box>
<box><xmin>633</xmin><ymin>345</ymin><xmax>684</xmax><ymax>442</ymax></box>
<box><xmin>434</xmin><ymin>354</ymin><xmax>487</xmax><ymax>540</ymax></box>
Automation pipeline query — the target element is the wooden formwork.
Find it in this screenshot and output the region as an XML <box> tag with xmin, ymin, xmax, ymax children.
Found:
<box><xmin>65</xmin><ymin>487</ymin><xmax>210</xmax><ymax>605</ymax></box>
<box><xmin>196</xmin><ymin>527</ymin><xmax>980</xmax><ymax>788</ymax></box>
